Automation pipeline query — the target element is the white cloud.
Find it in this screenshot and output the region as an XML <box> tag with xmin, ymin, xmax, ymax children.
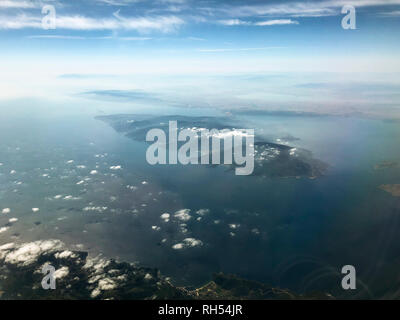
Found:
<box><xmin>172</xmin><ymin>243</ymin><xmax>183</xmax><ymax>249</ymax></box>
<box><xmin>83</xmin><ymin>206</ymin><xmax>108</xmax><ymax>213</ymax></box>
<box><xmin>183</xmin><ymin>237</ymin><xmax>202</xmax><ymax>247</ymax></box>
<box><xmin>0</xmin><ymin>226</ymin><xmax>9</xmax><ymax>233</ymax></box>
<box><xmin>95</xmin><ymin>0</ymin><xmax>141</xmax><ymax>5</ymax></box>
<box><xmin>196</xmin><ymin>208</ymin><xmax>209</xmax><ymax>216</ymax></box>
<box><xmin>0</xmin><ymin>0</ymin><xmax>37</xmax><ymax>9</ymax></box>
<box><xmin>328</xmin><ymin>0</ymin><xmax>400</xmax><ymax>7</ymax></box>
<box><xmin>197</xmin><ymin>47</ymin><xmax>284</xmax><ymax>53</ymax></box>
<box><xmin>174</xmin><ymin>209</ymin><xmax>191</xmax><ymax>221</ymax></box>
<box><xmin>0</xmin><ymin>13</ymin><xmax>184</xmax><ymax>33</ymax></box>
<box><xmin>159</xmin><ymin>0</ymin><xmax>187</xmax><ymax>3</ymax></box>
<box><xmin>118</xmin><ymin>36</ymin><xmax>152</xmax><ymax>40</ymax></box>
<box><xmin>172</xmin><ymin>237</ymin><xmax>203</xmax><ymax>249</ymax></box>
<box><xmin>160</xmin><ymin>213</ymin><xmax>170</xmax><ymax>222</ymax></box>
<box><xmin>217</xmin><ymin>0</ymin><xmax>400</xmax><ymax>18</ymax></box>
<box><xmin>218</xmin><ymin>19</ymin><xmax>298</xmax><ymax>26</ymax></box>
<box><xmin>54</xmin><ymin>250</ymin><xmax>77</xmax><ymax>259</ymax></box>
<box><xmin>380</xmin><ymin>10</ymin><xmax>400</xmax><ymax>16</ymax></box>
<box><xmin>63</xmin><ymin>195</ymin><xmax>81</xmax><ymax>200</ymax></box>
<box><xmin>0</xmin><ymin>240</ymin><xmax>64</xmax><ymax>266</ymax></box>
<box><xmin>90</xmin><ymin>288</ymin><xmax>101</xmax><ymax>298</ymax></box>
<box><xmin>98</xmin><ymin>277</ymin><xmax>117</xmax><ymax>290</ymax></box>
<box><xmin>254</xmin><ymin>19</ymin><xmax>299</xmax><ymax>26</ymax></box>
<box><xmin>54</xmin><ymin>266</ymin><xmax>69</xmax><ymax>279</ymax></box>
<box><xmin>0</xmin><ymin>14</ymin><xmax>40</xmax><ymax>29</ymax></box>
<box><xmin>251</xmin><ymin>228</ymin><xmax>260</xmax><ymax>235</ymax></box>
<box><xmin>218</xmin><ymin>19</ymin><xmax>248</xmax><ymax>26</ymax></box>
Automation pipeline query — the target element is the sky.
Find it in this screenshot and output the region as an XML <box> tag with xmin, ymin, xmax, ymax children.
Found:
<box><xmin>0</xmin><ymin>0</ymin><xmax>400</xmax><ymax>117</ymax></box>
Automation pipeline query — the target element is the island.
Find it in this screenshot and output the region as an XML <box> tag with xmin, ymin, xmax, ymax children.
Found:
<box><xmin>379</xmin><ymin>184</ymin><xmax>400</xmax><ymax>197</ymax></box>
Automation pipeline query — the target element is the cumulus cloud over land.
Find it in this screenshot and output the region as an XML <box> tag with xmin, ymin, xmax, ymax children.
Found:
<box><xmin>0</xmin><ymin>240</ymin><xmax>189</xmax><ymax>299</ymax></box>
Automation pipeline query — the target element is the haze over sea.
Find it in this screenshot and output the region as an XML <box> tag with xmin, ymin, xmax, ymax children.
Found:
<box><xmin>1</xmin><ymin>92</ymin><xmax>400</xmax><ymax>298</ymax></box>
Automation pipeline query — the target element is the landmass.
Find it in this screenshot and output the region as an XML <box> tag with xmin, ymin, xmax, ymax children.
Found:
<box><xmin>96</xmin><ymin>114</ymin><xmax>328</xmax><ymax>179</ymax></box>
<box><xmin>191</xmin><ymin>273</ymin><xmax>334</xmax><ymax>300</ymax></box>
<box><xmin>0</xmin><ymin>240</ymin><xmax>332</xmax><ymax>300</ymax></box>
<box><xmin>379</xmin><ymin>184</ymin><xmax>400</xmax><ymax>197</ymax></box>
<box><xmin>374</xmin><ymin>161</ymin><xmax>400</xmax><ymax>170</ymax></box>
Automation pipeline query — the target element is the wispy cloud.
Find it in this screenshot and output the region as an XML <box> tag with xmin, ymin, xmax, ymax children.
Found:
<box><xmin>186</xmin><ymin>36</ymin><xmax>205</xmax><ymax>41</ymax></box>
<box><xmin>197</xmin><ymin>47</ymin><xmax>285</xmax><ymax>53</ymax></box>
<box><xmin>0</xmin><ymin>12</ymin><xmax>184</xmax><ymax>32</ymax></box>
<box><xmin>94</xmin><ymin>0</ymin><xmax>141</xmax><ymax>6</ymax></box>
<box><xmin>254</xmin><ymin>19</ymin><xmax>299</xmax><ymax>26</ymax></box>
<box><xmin>215</xmin><ymin>2</ymin><xmax>336</xmax><ymax>18</ymax></box>
<box><xmin>0</xmin><ymin>14</ymin><xmax>40</xmax><ymax>29</ymax></box>
<box><xmin>27</xmin><ymin>35</ymin><xmax>87</xmax><ymax>39</ymax></box>
<box><xmin>214</xmin><ymin>0</ymin><xmax>400</xmax><ymax>18</ymax></box>
<box><xmin>379</xmin><ymin>10</ymin><xmax>400</xmax><ymax>16</ymax></box>
<box><xmin>27</xmin><ymin>35</ymin><xmax>152</xmax><ymax>40</ymax></box>
<box><xmin>0</xmin><ymin>0</ymin><xmax>37</xmax><ymax>9</ymax></box>
<box><xmin>118</xmin><ymin>36</ymin><xmax>153</xmax><ymax>40</ymax></box>
<box><xmin>218</xmin><ymin>19</ymin><xmax>299</xmax><ymax>26</ymax></box>
<box><xmin>159</xmin><ymin>0</ymin><xmax>187</xmax><ymax>4</ymax></box>
<box><xmin>218</xmin><ymin>19</ymin><xmax>248</xmax><ymax>26</ymax></box>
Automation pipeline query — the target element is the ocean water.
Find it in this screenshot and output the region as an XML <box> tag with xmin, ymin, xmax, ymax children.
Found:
<box><xmin>1</xmin><ymin>110</ymin><xmax>400</xmax><ymax>298</ymax></box>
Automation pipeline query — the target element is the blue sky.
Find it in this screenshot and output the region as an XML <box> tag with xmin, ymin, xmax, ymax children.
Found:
<box><xmin>0</xmin><ymin>0</ymin><xmax>400</xmax><ymax>117</ymax></box>
<box><xmin>1</xmin><ymin>0</ymin><xmax>400</xmax><ymax>60</ymax></box>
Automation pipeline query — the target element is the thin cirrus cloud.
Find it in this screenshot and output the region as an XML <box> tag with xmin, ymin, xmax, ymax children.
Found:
<box><xmin>94</xmin><ymin>0</ymin><xmax>144</xmax><ymax>5</ymax></box>
<box><xmin>255</xmin><ymin>19</ymin><xmax>299</xmax><ymax>26</ymax></box>
<box><xmin>215</xmin><ymin>2</ymin><xmax>336</xmax><ymax>18</ymax></box>
<box><xmin>215</xmin><ymin>0</ymin><xmax>400</xmax><ymax>18</ymax></box>
<box><xmin>27</xmin><ymin>35</ymin><xmax>87</xmax><ymax>39</ymax></box>
<box><xmin>0</xmin><ymin>0</ymin><xmax>37</xmax><ymax>8</ymax></box>
<box><xmin>0</xmin><ymin>12</ymin><xmax>184</xmax><ymax>32</ymax></box>
<box><xmin>379</xmin><ymin>10</ymin><xmax>400</xmax><ymax>16</ymax></box>
<box><xmin>217</xmin><ymin>19</ymin><xmax>248</xmax><ymax>26</ymax></box>
<box><xmin>196</xmin><ymin>47</ymin><xmax>285</xmax><ymax>52</ymax></box>
<box><xmin>27</xmin><ymin>35</ymin><xmax>153</xmax><ymax>40</ymax></box>
<box><xmin>93</xmin><ymin>0</ymin><xmax>400</xmax><ymax>18</ymax></box>
<box><xmin>218</xmin><ymin>19</ymin><xmax>299</xmax><ymax>26</ymax></box>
